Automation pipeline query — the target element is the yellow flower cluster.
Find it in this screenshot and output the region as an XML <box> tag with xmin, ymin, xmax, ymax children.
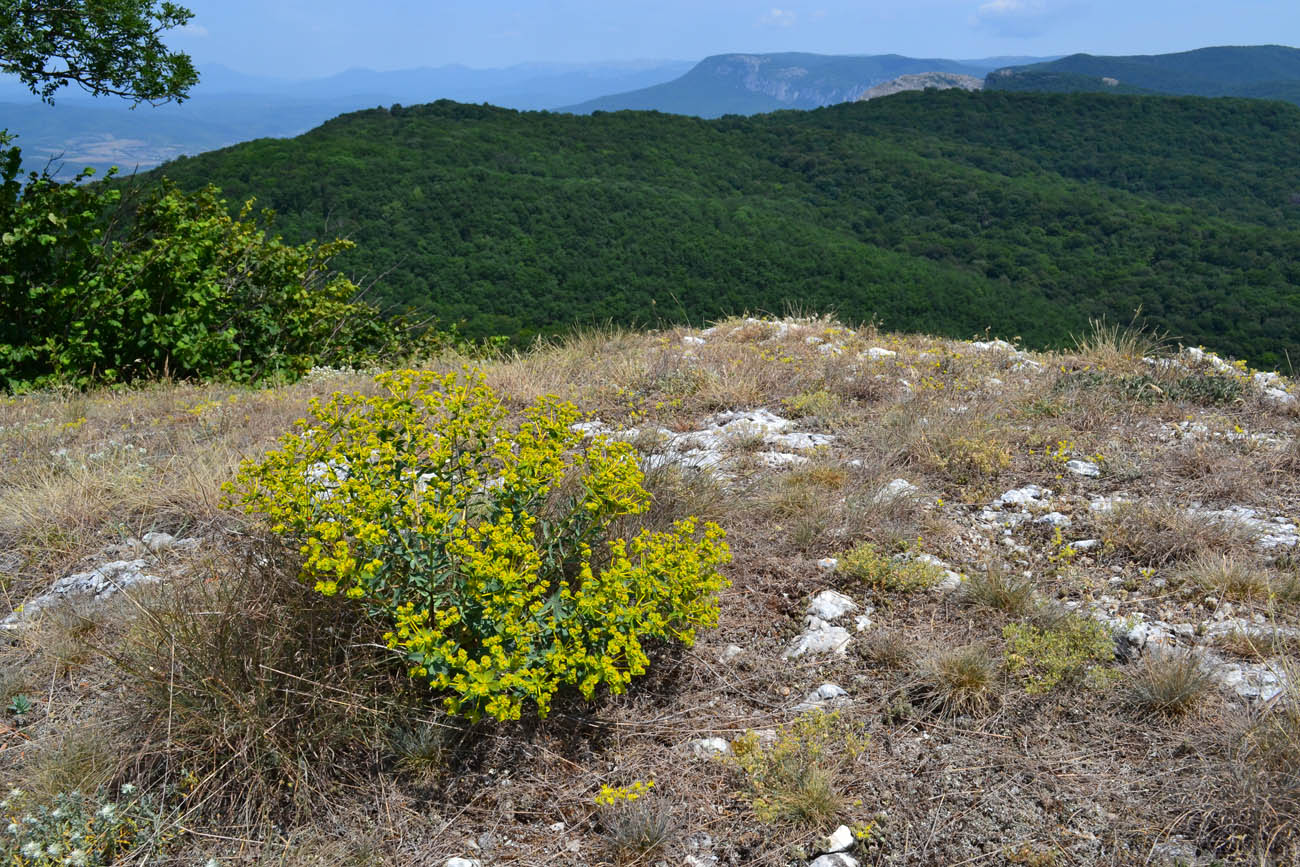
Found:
<box><xmin>225</xmin><ymin>368</ymin><xmax>730</xmax><ymax>721</ymax></box>
<box><xmin>593</xmin><ymin>780</ymin><xmax>654</xmax><ymax>806</ymax></box>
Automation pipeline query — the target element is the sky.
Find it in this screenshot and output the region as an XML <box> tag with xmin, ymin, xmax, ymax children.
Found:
<box><xmin>165</xmin><ymin>0</ymin><xmax>1300</xmax><ymax>79</ymax></box>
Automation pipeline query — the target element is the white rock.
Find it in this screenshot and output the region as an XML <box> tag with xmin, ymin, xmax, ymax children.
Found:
<box><xmin>755</xmin><ymin>451</ymin><xmax>810</xmax><ymax>468</ymax></box>
<box><xmin>1065</xmin><ymin>459</ymin><xmax>1101</xmax><ymax>477</ymax></box>
<box><xmin>719</xmin><ymin>644</ymin><xmax>745</xmax><ymax>663</ymax></box>
<box><xmin>1034</xmin><ymin>512</ymin><xmax>1072</xmax><ymax>528</ymax></box>
<box><xmin>444</xmin><ymin>859</ymin><xmax>481</xmax><ymax>867</ymax></box>
<box><xmin>934</xmin><ymin>571</ymin><xmax>964</xmax><ymax>592</ymax></box>
<box><xmin>807</xmin><ymin>590</ymin><xmax>857</xmax><ymax>621</ymax></box>
<box><xmin>794</xmin><ymin>683</ymin><xmax>849</xmax><ymax>712</ymax></box>
<box><xmin>1263</xmin><ymin>386</ymin><xmax>1296</xmax><ymax>406</ymax></box>
<box><xmin>691</xmin><ymin>737</ymin><xmax>732</xmax><ymax>757</ymax></box>
<box><xmin>547</xmin><ymin>821</ymin><xmax>566</xmax><ymax>832</ymax></box>
<box><xmin>3</xmin><ymin>559</ymin><xmax>161</xmax><ymax>627</ymax></box>
<box><xmin>1184</xmin><ymin>346</ymin><xmax>1235</xmax><ymax>374</ymax></box>
<box><xmin>997</xmin><ymin>485</ymin><xmax>1051</xmax><ymax>508</ymax></box>
<box><xmin>682</xmin><ymin>335</ymin><xmax>706</xmax><ymax>346</ymax></box>
<box><xmin>1192</xmin><ymin>506</ymin><xmax>1299</xmax><ymax>550</ymax></box>
<box><xmin>816</xmin><ymin>557</ymin><xmax>839</xmax><ymax>572</ymax></box>
<box><xmin>971</xmin><ymin>339</ymin><xmax>1016</xmax><ymax>352</ymax></box>
<box><xmin>854</xmin><ymin>614</ymin><xmax>873</xmax><ymax>632</ymax></box>
<box><xmin>786</xmin><ymin>621</ymin><xmax>852</xmax><ymax>658</ymax></box>
<box><xmin>809</xmin><ymin>854</ymin><xmax>859</xmax><ymax>867</ymax></box>
<box><xmin>821</xmin><ymin>825</ymin><xmax>855</xmax><ymax>854</ymax></box>
<box><xmin>863</xmin><ymin>347</ymin><xmax>896</xmax><ymax>360</ymax></box>
<box><xmin>1072</xmin><ymin>539</ymin><xmax>1101</xmax><ymax>551</ymax></box>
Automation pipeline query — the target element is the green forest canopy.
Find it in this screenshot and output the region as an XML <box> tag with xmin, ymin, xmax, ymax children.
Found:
<box><xmin>144</xmin><ymin>90</ymin><xmax>1300</xmax><ymax>368</ymax></box>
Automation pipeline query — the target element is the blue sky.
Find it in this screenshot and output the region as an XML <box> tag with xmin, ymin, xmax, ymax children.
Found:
<box><xmin>161</xmin><ymin>0</ymin><xmax>1300</xmax><ymax>78</ymax></box>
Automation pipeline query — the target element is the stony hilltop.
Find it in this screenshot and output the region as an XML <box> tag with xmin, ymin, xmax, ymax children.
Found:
<box><xmin>2</xmin><ymin>317</ymin><xmax>1298</xmax><ymax>865</ymax></box>
<box><xmin>857</xmin><ymin>72</ymin><xmax>984</xmax><ymax>101</ymax></box>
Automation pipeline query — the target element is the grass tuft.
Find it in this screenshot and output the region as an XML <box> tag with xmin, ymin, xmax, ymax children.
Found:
<box><xmin>915</xmin><ymin>645</ymin><xmax>998</xmax><ymax>717</ymax></box>
<box><xmin>1123</xmin><ymin>652</ymin><xmax>1214</xmax><ymax>718</ymax></box>
<box><xmin>960</xmin><ymin>567</ymin><xmax>1036</xmax><ymax>616</ymax></box>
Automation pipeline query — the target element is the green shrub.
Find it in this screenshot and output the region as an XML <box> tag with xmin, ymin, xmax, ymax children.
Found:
<box><xmin>0</xmin><ymin>140</ymin><xmax>415</xmax><ymax>390</ymax></box>
<box><xmin>1003</xmin><ymin>614</ymin><xmax>1117</xmax><ymax>694</ymax></box>
<box><xmin>226</xmin><ymin>369</ymin><xmax>731</xmax><ymax>721</ymax></box>
<box><xmin>838</xmin><ymin>542</ymin><xmax>941</xmax><ymax>593</ymax></box>
<box><xmin>729</xmin><ymin>710</ymin><xmax>868</xmax><ymax>828</ymax></box>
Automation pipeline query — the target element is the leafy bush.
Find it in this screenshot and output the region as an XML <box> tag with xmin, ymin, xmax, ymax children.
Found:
<box><xmin>1003</xmin><ymin>613</ymin><xmax>1117</xmax><ymax>694</ymax></box>
<box><xmin>929</xmin><ymin>434</ymin><xmax>1011</xmax><ymax>487</ymax></box>
<box><xmin>837</xmin><ymin>542</ymin><xmax>941</xmax><ymax>593</ymax></box>
<box><xmin>227</xmin><ymin>369</ymin><xmax>731</xmax><ymax>721</ymax></box>
<box><xmin>729</xmin><ymin>710</ymin><xmax>868</xmax><ymax>828</ymax></box>
<box><xmin>0</xmin><ymin>138</ymin><xmax>414</xmax><ymax>390</ymax></box>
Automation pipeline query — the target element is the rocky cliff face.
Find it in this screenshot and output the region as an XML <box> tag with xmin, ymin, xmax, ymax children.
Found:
<box><xmin>857</xmin><ymin>71</ymin><xmax>984</xmax><ymax>100</ymax></box>
<box><xmin>688</xmin><ymin>53</ymin><xmax>986</xmax><ymax>109</ymax></box>
<box><xmin>703</xmin><ymin>54</ymin><xmax>869</xmax><ymax>106</ymax></box>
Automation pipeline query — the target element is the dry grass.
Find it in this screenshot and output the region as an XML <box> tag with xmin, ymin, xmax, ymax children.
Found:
<box><xmin>599</xmin><ymin>797</ymin><xmax>677</xmax><ymax>865</ymax></box>
<box><xmin>1189</xmin><ymin>690</ymin><xmax>1300</xmax><ymax>862</ymax></box>
<box><xmin>915</xmin><ymin>645</ymin><xmax>999</xmax><ymax>717</ymax></box>
<box><xmin>2</xmin><ymin>317</ymin><xmax>1300</xmax><ymax>865</ymax></box>
<box><xmin>1175</xmin><ymin>551</ymin><xmax>1272</xmax><ymax>601</ymax></box>
<box><xmin>1071</xmin><ymin>316</ymin><xmax>1169</xmax><ymax>374</ymax></box>
<box><xmin>960</xmin><ymin>567</ymin><xmax>1037</xmax><ymax>617</ymax></box>
<box><xmin>110</xmin><ymin>542</ymin><xmax>418</xmax><ymax>827</ymax></box>
<box><xmin>1122</xmin><ymin>652</ymin><xmax>1214</xmax><ymax>719</ymax></box>
<box><xmin>855</xmin><ymin>628</ymin><xmax>914</xmax><ymax>670</ymax></box>
<box><xmin>1101</xmin><ymin>501</ymin><xmax>1251</xmax><ymax>567</ymax></box>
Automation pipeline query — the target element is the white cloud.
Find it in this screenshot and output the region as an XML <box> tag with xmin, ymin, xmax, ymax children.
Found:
<box><xmin>177</xmin><ymin>23</ymin><xmax>209</xmax><ymax>37</ymax></box>
<box><xmin>758</xmin><ymin>8</ymin><xmax>798</xmax><ymax>28</ymax></box>
<box><xmin>973</xmin><ymin>0</ymin><xmax>1067</xmax><ymax>38</ymax></box>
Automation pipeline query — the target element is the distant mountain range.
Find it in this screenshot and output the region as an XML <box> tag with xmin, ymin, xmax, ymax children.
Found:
<box><xmin>559</xmin><ymin>53</ymin><xmax>1042</xmax><ymax>116</ymax></box>
<box><xmin>0</xmin><ymin>59</ymin><xmax>695</xmax><ymax>176</ymax></box>
<box><xmin>986</xmin><ymin>45</ymin><xmax>1300</xmax><ymax>103</ymax></box>
<box><xmin>7</xmin><ymin>45</ymin><xmax>1300</xmax><ymax>177</ymax></box>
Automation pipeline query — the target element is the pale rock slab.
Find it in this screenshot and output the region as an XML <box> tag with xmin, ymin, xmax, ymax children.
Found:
<box><xmin>786</xmin><ymin>619</ymin><xmax>852</xmax><ymax>658</ymax></box>
<box><xmin>794</xmin><ymin>682</ymin><xmax>849</xmax><ymax>712</ymax></box>
<box><xmin>819</xmin><ymin>825</ymin><xmax>855</xmax><ymax>854</ymax></box>
<box><xmin>690</xmin><ymin>737</ymin><xmax>732</xmax><ymax>757</ymax></box>
<box><xmin>809</xmin><ymin>854</ymin><xmax>859</xmax><ymax>867</ymax></box>
<box><xmin>1065</xmin><ymin>459</ymin><xmax>1101</xmax><ymax>477</ymax></box>
<box><xmin>807</xmin><ymin>590</ymin><xmax>857</xmax><ymax>621</ymax></box>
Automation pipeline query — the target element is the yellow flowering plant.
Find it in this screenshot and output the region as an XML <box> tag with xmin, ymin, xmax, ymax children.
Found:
<box><xmin>225</xmin><ymin>369</ymin><xmax>730</xmax><ymax>721</ymax></box>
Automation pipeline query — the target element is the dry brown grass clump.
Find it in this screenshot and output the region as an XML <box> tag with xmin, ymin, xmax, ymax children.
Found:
<box><xmin>1189</xmin><ymin>694</ymin><xmax>1300</xmax><ymax>862</ymax></box>
<box><xmin>915</xmin><ymin>645</ymin><xmax>999</xmax><ymax>717</ymax></box>
<box><xmin>1101</xmin><ymin>501</ymin><xmax>1250</xmax><ymax>567</ymax></box>
<box><xmin>960</xmin><ymin>567</ymin><xmax>1037</xmax><ymax>617</ymax></box>
<box><xmin>599</xmin><ymin>797</ymin><xmax>677</xmax><ymax>865</ymax></box>
<box><xmin>1215</xmin><ymin>628</ymin><xmax>1300</xmax><ymax>661</ymax></box>
<box><xmin>855</xmin><ymin>628</ymin><xmax>914</xmax><ymax>670</ymax></box>
<box><xmin>1122</xmin><ymin>652</ymin><xmax>1214</xmax><ymax>719</ymax></box>
<box><xmin>1070</xmin><ymin>316</ymin><xmax>1169</xmax><ymax>374</ymax></box>
<box><xmin>112</xmin><ymin>542</ymin><xmax>420</xmax><ymax>826</ymax></box>
<box><xmin>1175</xmin><ymin>551</ymin><xmax>1272</xmax><ymax>601</ymax></box>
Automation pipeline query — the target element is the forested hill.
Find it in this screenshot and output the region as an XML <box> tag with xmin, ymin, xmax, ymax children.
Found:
<box><xmin>146</xmin><ymin>91</ymin><xmax>1300</xmax><ymax>367</ymax></box>
<box><xmin>986</xmin><ymin>45</ymin><xmax>1300</xmax><ymax>104</ymax></box>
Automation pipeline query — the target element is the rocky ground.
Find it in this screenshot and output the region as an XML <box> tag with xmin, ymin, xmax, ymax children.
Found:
<box><xmin>2</xmin><ymin>316</ymin><xmax>1298</xmax><ymax>866</ymax></box>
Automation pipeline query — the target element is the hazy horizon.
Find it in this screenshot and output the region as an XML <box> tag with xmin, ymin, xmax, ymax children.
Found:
<box><xmin>3</xmin><ymin>0</ymin><xmax>1298</xmax><ymax>85</ymax></box>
